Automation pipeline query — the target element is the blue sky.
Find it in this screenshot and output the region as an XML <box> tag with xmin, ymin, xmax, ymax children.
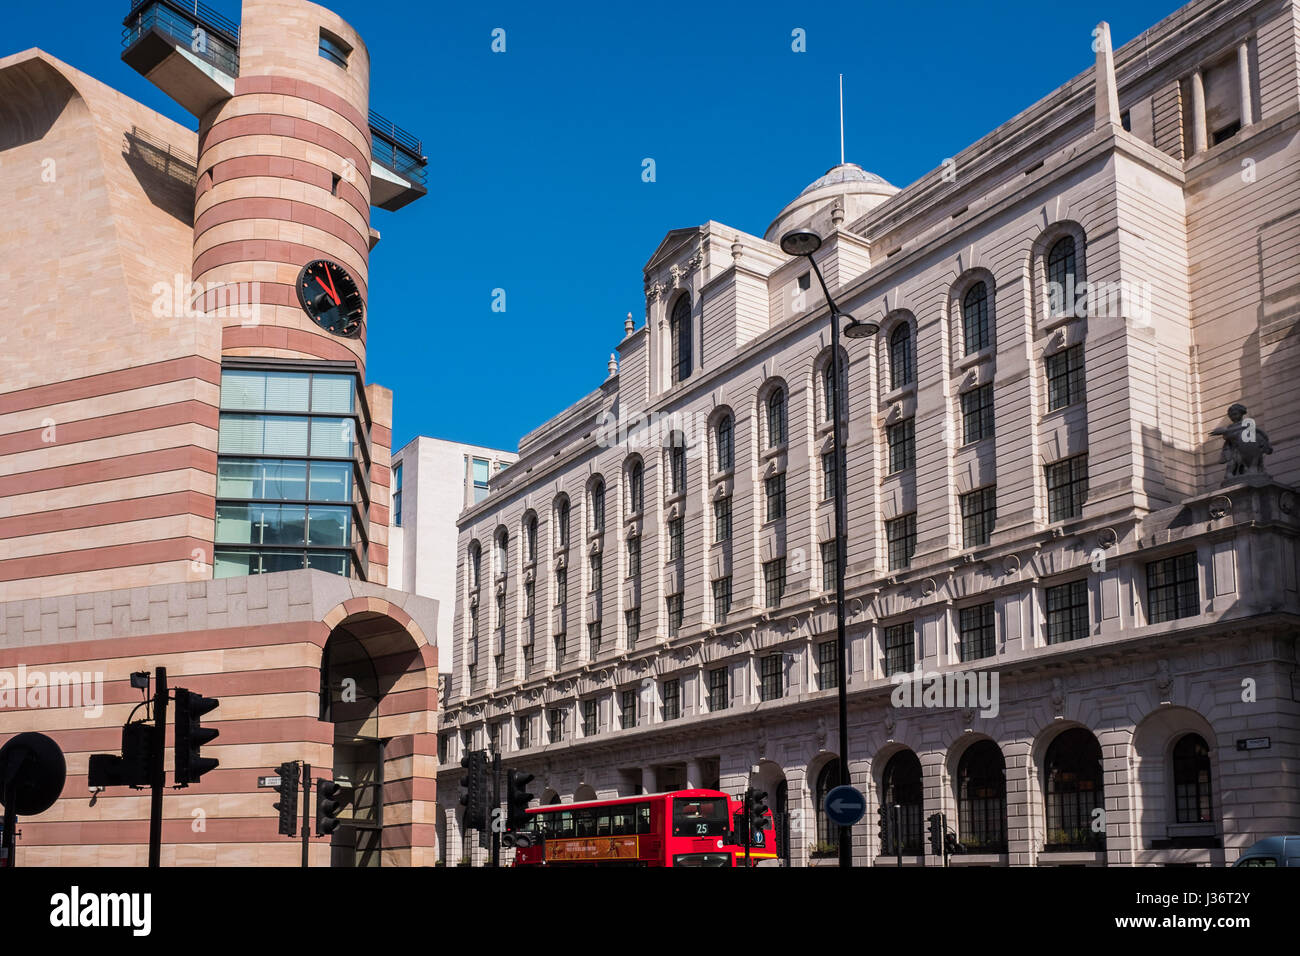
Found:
<box><xmin>15</xmin><ymin>0</ymin><xmax>1185</xmax><ymax>452</ymax></box>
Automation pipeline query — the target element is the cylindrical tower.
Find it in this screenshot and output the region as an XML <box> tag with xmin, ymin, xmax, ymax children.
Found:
<box><xmin>193</xmin><ymin>0</ymin><xmax>373</xmax><ymax>369</ymax></box>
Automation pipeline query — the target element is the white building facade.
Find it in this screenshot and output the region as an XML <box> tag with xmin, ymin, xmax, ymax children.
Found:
<box><xmin>389</xmin><ymin>436</ymin><xmax>515</xmax><ymax>673</ymax></box>
<box><xmin>437</xmin><ymin>0</ymin><xmax>1300</xmax><ymax>867</ymax></box>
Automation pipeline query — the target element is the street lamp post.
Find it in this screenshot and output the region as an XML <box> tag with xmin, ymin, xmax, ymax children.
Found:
<box><xmin>780</xmin><ymin>228</ymin><xmax>877</xmax><ymax>868</ymax></box>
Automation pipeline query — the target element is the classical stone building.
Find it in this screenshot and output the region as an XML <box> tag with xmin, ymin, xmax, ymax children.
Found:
<box><xmin>0</xmin><ymin>0</ymin><xmax>437</xmax><ymax>865</ymax></box>
<box><xmin>437</xmin><ymin>0</ymin><xmax>1300</xmax><ymax>866</ymax></box>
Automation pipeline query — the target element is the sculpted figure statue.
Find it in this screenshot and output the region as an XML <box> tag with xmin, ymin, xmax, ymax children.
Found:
<box><xmin>1210</xmin><ymin>403</ymin><xmax>1272</xmax><ymax>482</ymax></box>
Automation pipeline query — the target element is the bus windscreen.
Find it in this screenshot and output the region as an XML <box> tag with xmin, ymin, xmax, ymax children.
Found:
<box><xmin>671</xmin><ymin>797</ymin><xmax>729</xmax><ymax>837</ymax></box>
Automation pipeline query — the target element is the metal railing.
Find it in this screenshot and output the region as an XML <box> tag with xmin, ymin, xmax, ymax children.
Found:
<box><xmin>369</xmin><ymin>109</ymin><xmax>427</xmax><ymax>185</ymax></box>
<box><xmin>122</xmin><ymin>0</ymin><xmax>240</xmax><ymax>76</ymax></box>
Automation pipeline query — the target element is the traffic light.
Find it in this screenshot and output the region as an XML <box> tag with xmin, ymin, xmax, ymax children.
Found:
<box><xmin>316</xmin><ymin>778</ymin><xmax>343</xmax><ymax>836</ymax></box>
<box><xmin>877</xmin><ymin>804</ymin><xmax>893</xmax><ymax>854</ymax></box>
<box><xmin>459</xmin><ymin>750</ymin><xmax>487</xmax><ymax>830</ymax></box>
<box><xmin>87</xmin><ymin>721</ymin><xmax>154</xmax><ymax>789</ymax></box>
<box><xmin>747</xmin><ymin>788</ymin><xmax>770</xmax><ymax>834</ymax></box>
<box><xmin>945</xmin><ymin>832</ymin><xmax>962</xmax><ymax>857</ymax></box>
<box><xmin>273</xmin><ymin>761</ymin><xmax>299</xmax><ymax>837</ymax></box>
<box><xmin>506</xmin><ymin>769</ymin><xmax>534</xmax><ymax>831</ymax></box>
<box><xmin>928</xmin><ymin>812</ymin><xmax>944</xmax><ymax>857</ymax></box>
<box><xmin>174</xmin><ymin>688</ymin><xmax>219</xmax><ymax>785</ymax></box>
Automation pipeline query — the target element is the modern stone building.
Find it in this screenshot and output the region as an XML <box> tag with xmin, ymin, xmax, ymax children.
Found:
<box><xmin>0</xmin><ymin>0</ymin><xmax>438</xmax><ymax>865</ymax></box>
<box><xmin>437</xmin><ymin>0</ymin><xmax>1300</xmax><ymax>866</ymax></box>
<box><xmin>388</xmin><ymin>436</ymin><xmax>517</xmax><ymax>674</ymax></box>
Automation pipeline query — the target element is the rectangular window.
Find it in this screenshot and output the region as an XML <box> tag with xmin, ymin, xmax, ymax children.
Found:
<box><xmin>670</xmin><ymin>444</ymin><xmax>686</xmax><ymax>494</ymax></box>
<box><xmin>887</xmin><ymin>418</ymin><xmax>916</xmax><ymax>474</ymax></box>
<box><xmin>590</xmin><ymin>553</ymin><xmax>603</xmax><ymax>592</ymax></box>
<box><xmin>472</xmin><ymin>457</ymin><xmax>491</xmax><ymax>504</ymax></box>
<box><xmin>625</xmin><ymin>608</ymin><xmax>640</xmax><ymax>646</ymax></box>
<box><xmin>555</xmin><ymin>568</ymin><xmax>567</xmax><ymax>606</ymax></box>
<box><xmin>1147</xmin><ymin>552</ymin><xmax>1199</xmax><ymax>624</ymax></box>
<box><xmin>554</xmin><ymin>633</ymin><xmax>566</xmax><ymax>666</ymax></box>
<box><xmin>961</xmin><ymin>486</ymin><xmax>996</xmax><ymax>548</ymax></box>
<box><xmin>760</xmin><ymin>655</ymin><xmax>783</xmax><ymax>701</ymax></box>
<box><xmin>438</xmin><ymin>733</ymin><xmax>449</xmax><ymax>764</ymax></box>
<box><xmin>1046</xmin><ymin>454</ymin><xmax>1088</xmax><ymax>523</ymax></box>
<box><xmin>765</xmin><ymin>473</ymin><xmax>786</xmax><ymax>521</ymax></box>
<box><xmin>1046</xmin><ymin>345</ymin><xmax>1086</xmax><ymax>411</ymax></box>
<box><xmin>821</xmin><ymin>539</ymin><xmax>838</xmax><ymax>592</ymax></box>
<box><xmin>548</xmin><ymin>708</ymin><xmax>564</xmax><ymax>744</ymax></box>
<box><xmin>708</xmin><ymin>668</ymin><xmax>728</xmax><ymax>711</ymax></box>
<box><xmin>712</xmin><ymin>576</ymin><xmax>732</xmax><ymax>623</ymax></box>
<box><xmin>582</xmin><ymin>698</ymin><xmax>597</xmax><ymax>737</ymax></box>
<box><xmin>883</xmin><ymin>623</ymin><xmax>914</xmax><ymax>676</ymax></box>
<box><xmin>668</xmin><ymin>518</ymin><xmax>683</xmax><ymax>560</ymax></box>
<box><xmin>822</xmin><ymin>451</ymin><xmax>837</xmax><ymax>500</ymax></box>
<box><xmin>763</xmin><ymin>558</ymin><xmax>786</xmax><ymax>608</ymax></box>
<box><xmin>958</xmin><ymin>603</ymin><xmax>997</xmax><ymax>662</ymax></box>
<box><xmin>518</xmin><ymin>714</ymin><xmax>531</xmax><ymax>749</ymax></box>
<box><xmin>488</xmin><ymin>721</ymin><xmax>500</xmax><ymax>753</ymax></box>
<box><xmin>667</xmin><ymin>593</ymin><xmax>684</xmax><ymax>637</ymax></box>
<box><xmin>589</xmin><ymin>621</ymin><xmax>602</xmax><ymax>656</ymax></box>
<box><xmin>663</xmin><ymin>679</ymin><xmax>680</xmax><ymax>721</ymax></box>
<box><xmin>318</xmin><ymin>29</ymin><xmax>352</xmax><ymax>68</ymax></box>
<box><xmin>627</xmin><ymin>536</ymin><xmax>641</xmax><ymax>578</ymax></box>
<box><xmin>620</xmin><ymin>690</ymin><xmax>637</xmax><ymax>729</ymax></box>
<box><xmin>714</xmin><ymin>497</ymin><xmax>732</xmax><ymax>543</ymax></box>
<box><xmin>1045</xmin><ymin>580</ymin><xmax>1089</xmax><ymax>644</ymax></box>
<box><xmin>392</xmin><ymin>463</ymin><xmax>402</xmax><ymax>527</ymax></box>
<box><xmin>886</xmin><ymin>513</ymin><xmax>917</xmax><ymax>571</ymax></box>
<box><xmin>817</xmin><ymin>640</ymin><xmax>838</xmax><ymax>690</ymax></box>
<box><xmin>961</xmin><ymin>384</ymin><xmax>995</xmax><ymax>445</ymax></box>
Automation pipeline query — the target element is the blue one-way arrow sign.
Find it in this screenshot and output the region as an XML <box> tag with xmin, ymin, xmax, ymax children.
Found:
<box><xmin>824</xmin><ymin>785</ymin><xmax>867</xmax><ymax>827</ymax></box>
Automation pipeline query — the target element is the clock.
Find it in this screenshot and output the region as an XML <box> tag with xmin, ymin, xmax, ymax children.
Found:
<box><xmin>296</xmin><ymin>259</ymin><xmax>364</xmax><ymax>337</ymax></box>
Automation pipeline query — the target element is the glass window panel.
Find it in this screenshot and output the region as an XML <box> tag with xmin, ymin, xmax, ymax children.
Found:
<box><xmin>217</xmin><ymin>414</ymin><xmax>267</xmax><ymax>455</ymax></box>
<box><xmin>264</xmin><ymin>372</ymin><xmax>310</xmax><ymax>411</ymax></box>
<box><xmin>215</xmin><ymin>459</ymin><xmax>257</xmax><ymax>499</ymax></box>
<box><xmin>309</xmin><ymin>460</ymin><xmax>353</xmax><ymax>502</ymax></box>
<box><xmin>307</xmin><ymin>505</ymin><xmax>351</xmax><ymax>548</ymax></box>
<box><xmin>311</xmin><ymin>374</ymin><xmax>355</xmax><ymax>413</ymax></box>
<box><xmin>214</xmin><ymin>549</ymin><xmax>256</xmax><ymax>578</ymax></box>
<box><xmin>214</xmin><ymin>505</ymin><xmax>254</xmax><ymax>544</ymax></box>
<box><xmin>265</xmin><ymin>416</ymin><xmax>311</xmax><ymax>456</ymax></box>
<box><xmin>307</xmin><ymin>551</ymin><xmax>350</xmax><ymax>576</ymax></box>
<box><xmin>473</xmin><ymin>458</ymin><xmax>491</xmax><ymax>484</ymax></box>
<box><xmin>217</xmin><ymin>503</ymin><xmax>306</xmax><ymax>546</ymax></box>
<box><xmin>220</xmin><ymin>370</ymin><xmax>267</xmax><ymax>410</ymax></box>
<box><xmin>309</xmin><ymin>417</ymin><xmax>353</xmax><ymax>458</ymax></box>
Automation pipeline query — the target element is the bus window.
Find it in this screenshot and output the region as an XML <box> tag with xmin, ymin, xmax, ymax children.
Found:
<box><xmin>596</xmin><ymin>812</ymin><xmax>612</xmax><ymax>836</ymax></box>
<box><xmin>672</xmin><ymin>797</ymin><xmax>728</xmax><ymax>837</ymax></box>
<box><xmin>557</xmin><ymin>810</ymin><xmax>574</xmax><ymax>838</ymax></box>
<box><xmin>637</xmin><ymin>804</ymin><xmax>651</xmax><ymax>834</ymax></box>
<box><xmin>576</xmin><ymin>808</ymin><xmax>596</xmax><ymax>837</ymax></box>
<box><xmin>611</xmin><ymin>810</ymin><xmax>633</xmax><ymax>835</ymax></box>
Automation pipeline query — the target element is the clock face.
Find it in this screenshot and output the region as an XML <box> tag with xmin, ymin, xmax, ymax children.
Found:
<box><xmin>296</xmin><ymin>260</ymin><xmax>364</xmax><ymax>337</ymax></box>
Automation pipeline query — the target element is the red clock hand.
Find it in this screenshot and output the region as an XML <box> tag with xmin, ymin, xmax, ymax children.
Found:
<box><xmin>315</xmin><ymin>276</ymin><xmax>340</xmax><ymax>305</ymax></box>
<box><xmin>324</xmin><ymin>267</ymin><xmax>341</xmax><ymax>305</ymax></box>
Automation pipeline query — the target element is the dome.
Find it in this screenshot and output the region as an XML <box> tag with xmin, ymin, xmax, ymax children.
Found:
<box><xmin>798</xmin><ymin>163</ymin><xmax>892</xmax><ymax>197</ymax></box>
<box><xmin>764</xmin><ymin>162</ymin><xmax>898</xmax><ymax>243</ymax></box>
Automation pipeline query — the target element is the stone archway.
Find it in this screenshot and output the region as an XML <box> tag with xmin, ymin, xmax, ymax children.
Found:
<box><xmin>320</xmin><ymin>597</ymin><xmax>437</xmax><ymax>867</ymax></box>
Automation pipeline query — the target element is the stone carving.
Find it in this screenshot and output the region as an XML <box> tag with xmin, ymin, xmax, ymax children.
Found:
<box><xmin>816</xmin><ymin>715</ymin><xmax>828</xmax><ymax>752</ymax></box>
<box><xmin>961</xmin><ymin>707</ymin><xmax>975</xmax><ymax>727</ymax></box>
<box><xmin>1156</xmin><ymin>659</ymin><xmax>1173</xmax><ymax>703</ymax></box>
<box><xmin>883</xmin><ymin>707</ymin><xmax>896</xmax><ymax>737</ymax></box>
<box><xmin>1051</xmin><ymin>676</ymin><xmax>1065</xmax><ymax>714</ymax></box>
<box><xmin>1211</xmin><ymin>403</ymin><xmax>1273</xmax><ymax>482</ymax></box>
<box><xmin>645</xmin><ymin>280</ymin><xmax>666</xmax><ymax>301</ymax></box>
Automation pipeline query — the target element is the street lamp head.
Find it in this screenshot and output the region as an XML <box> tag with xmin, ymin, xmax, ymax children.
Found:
<box><xmin>780</xmin><ymin>229</ymin><xmax>822</xmax><ymax>257</ymax></box>
<box><xmin>842</xmin><ymin>316</ymin><xmax>879</xmax><ymax>339</ymax></box>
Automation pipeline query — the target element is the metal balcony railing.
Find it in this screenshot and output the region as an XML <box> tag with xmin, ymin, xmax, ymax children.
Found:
<box><xmin>122</xmin><ymin>0</ymin><xmax>240</xmax><ymax>77</ymax></box>
<box><xmin>121</xmin><ymin>1</ymin><xmax>427</xmax><ymax>190</ymax></box>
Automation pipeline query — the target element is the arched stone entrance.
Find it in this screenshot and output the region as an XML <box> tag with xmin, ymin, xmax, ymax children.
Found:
<box><xmin>319</xmin><ymin>598</ymin><xmax>437</xmax><ymax>867</ymax></box>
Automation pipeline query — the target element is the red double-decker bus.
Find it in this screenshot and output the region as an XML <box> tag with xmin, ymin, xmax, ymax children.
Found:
<box><xmin>511</xmin><ymin>789</ymin><xmax>774</xmax><ymax>867</ymax></box>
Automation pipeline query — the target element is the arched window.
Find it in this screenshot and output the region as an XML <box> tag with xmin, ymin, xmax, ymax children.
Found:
<box><xmin>590</xmin><ymin>479</ymin><xmax>606</xmax><ymax>532</ymax></box>
<box><xmin>821</xmin><ymin>356</ymin><xmax>846</xmax><ymax>422</ymax></box>
<box><xmin>962</xmin><ymin>281</ymin><xmax>990</xmax><ymax>355</ymax></box>
<box><xmin>670</xmin><ymin>295</ymin><xmax>692</xmax><ymax>384</ymax></box>
<box><xmin>1047</xmin><ymin>236</ymin><xmax>1078</xmax><ymax>318</ymax></box>
<box><xmin>629</xmin><ymin>461</ymin><xmax>644</xmax><ymax>513</ymax></box>
<box><xmin>882</xmin><ymin>750</ymin><xmax>924</xmax><ymax>854</ymax></box>
<box><xmin>1044</xmin><ymin>727</ymin><xmax>1105</xmax><ymax>850</ymax></box>
<box><xmin>957</xmin><ymin>740</ymin><xmax>1007</xmax><ymax>851</ymax></box>
<box><xmin>468</xmin><ymin>542</ymin><xmax>481</xmax><ymax>590</ymax></box>
<box><xmin>556</xmin><ymin>498</ymin><xmax>571</xmax><ymax>548</ymax></box>
<box><xmin>495</xmin><ymin>531</ymin><xmax>508</xmax><ymax>576</ymax></box>
<box><xmin>525</xmin><ymin>515</ymin><xmax>538</xmax><ymax>563</ymax></box>
<box><xmin>668</xmin><ymin>432</ymin><xmax>687</xmax><ymax>495</ymax></box>
<box><xmin>890</xmin><ymin>324</ymin><xmax>914</xmax><ymax>390</ymax></box>
<box><xmin>715</xmin><ymin>415</ymin><xmax>733</xmax><ymax>473</ymax></box>
<box><xmin>814</xmin><ymin>759</ymin><xmax>842</xmax><ymax>853</ymax></box>
<box><xmin>1172</xmin><ymin>733</ymin><xmax>1212</xmax><ymax>824</ymax></box>
<box><xmin>766</xmin><ymin>388</ymin><xmax>787</xmax><ymax>447</ymax></box>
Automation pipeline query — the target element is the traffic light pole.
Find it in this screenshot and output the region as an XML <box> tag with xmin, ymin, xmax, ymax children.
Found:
<box><xmin>893</xmin><ymin>804</ymin><xmax>902</xmax><ymax>869</ymax></box>
<box><xmin>148</xmin><ymin>666</ymin><xmax>167</xmax><ymax>869</ymax></box>
<box><xmin>301</xmin><ymin>762</ymin><xmax>310</xmax><ymax>868</ymax></box>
